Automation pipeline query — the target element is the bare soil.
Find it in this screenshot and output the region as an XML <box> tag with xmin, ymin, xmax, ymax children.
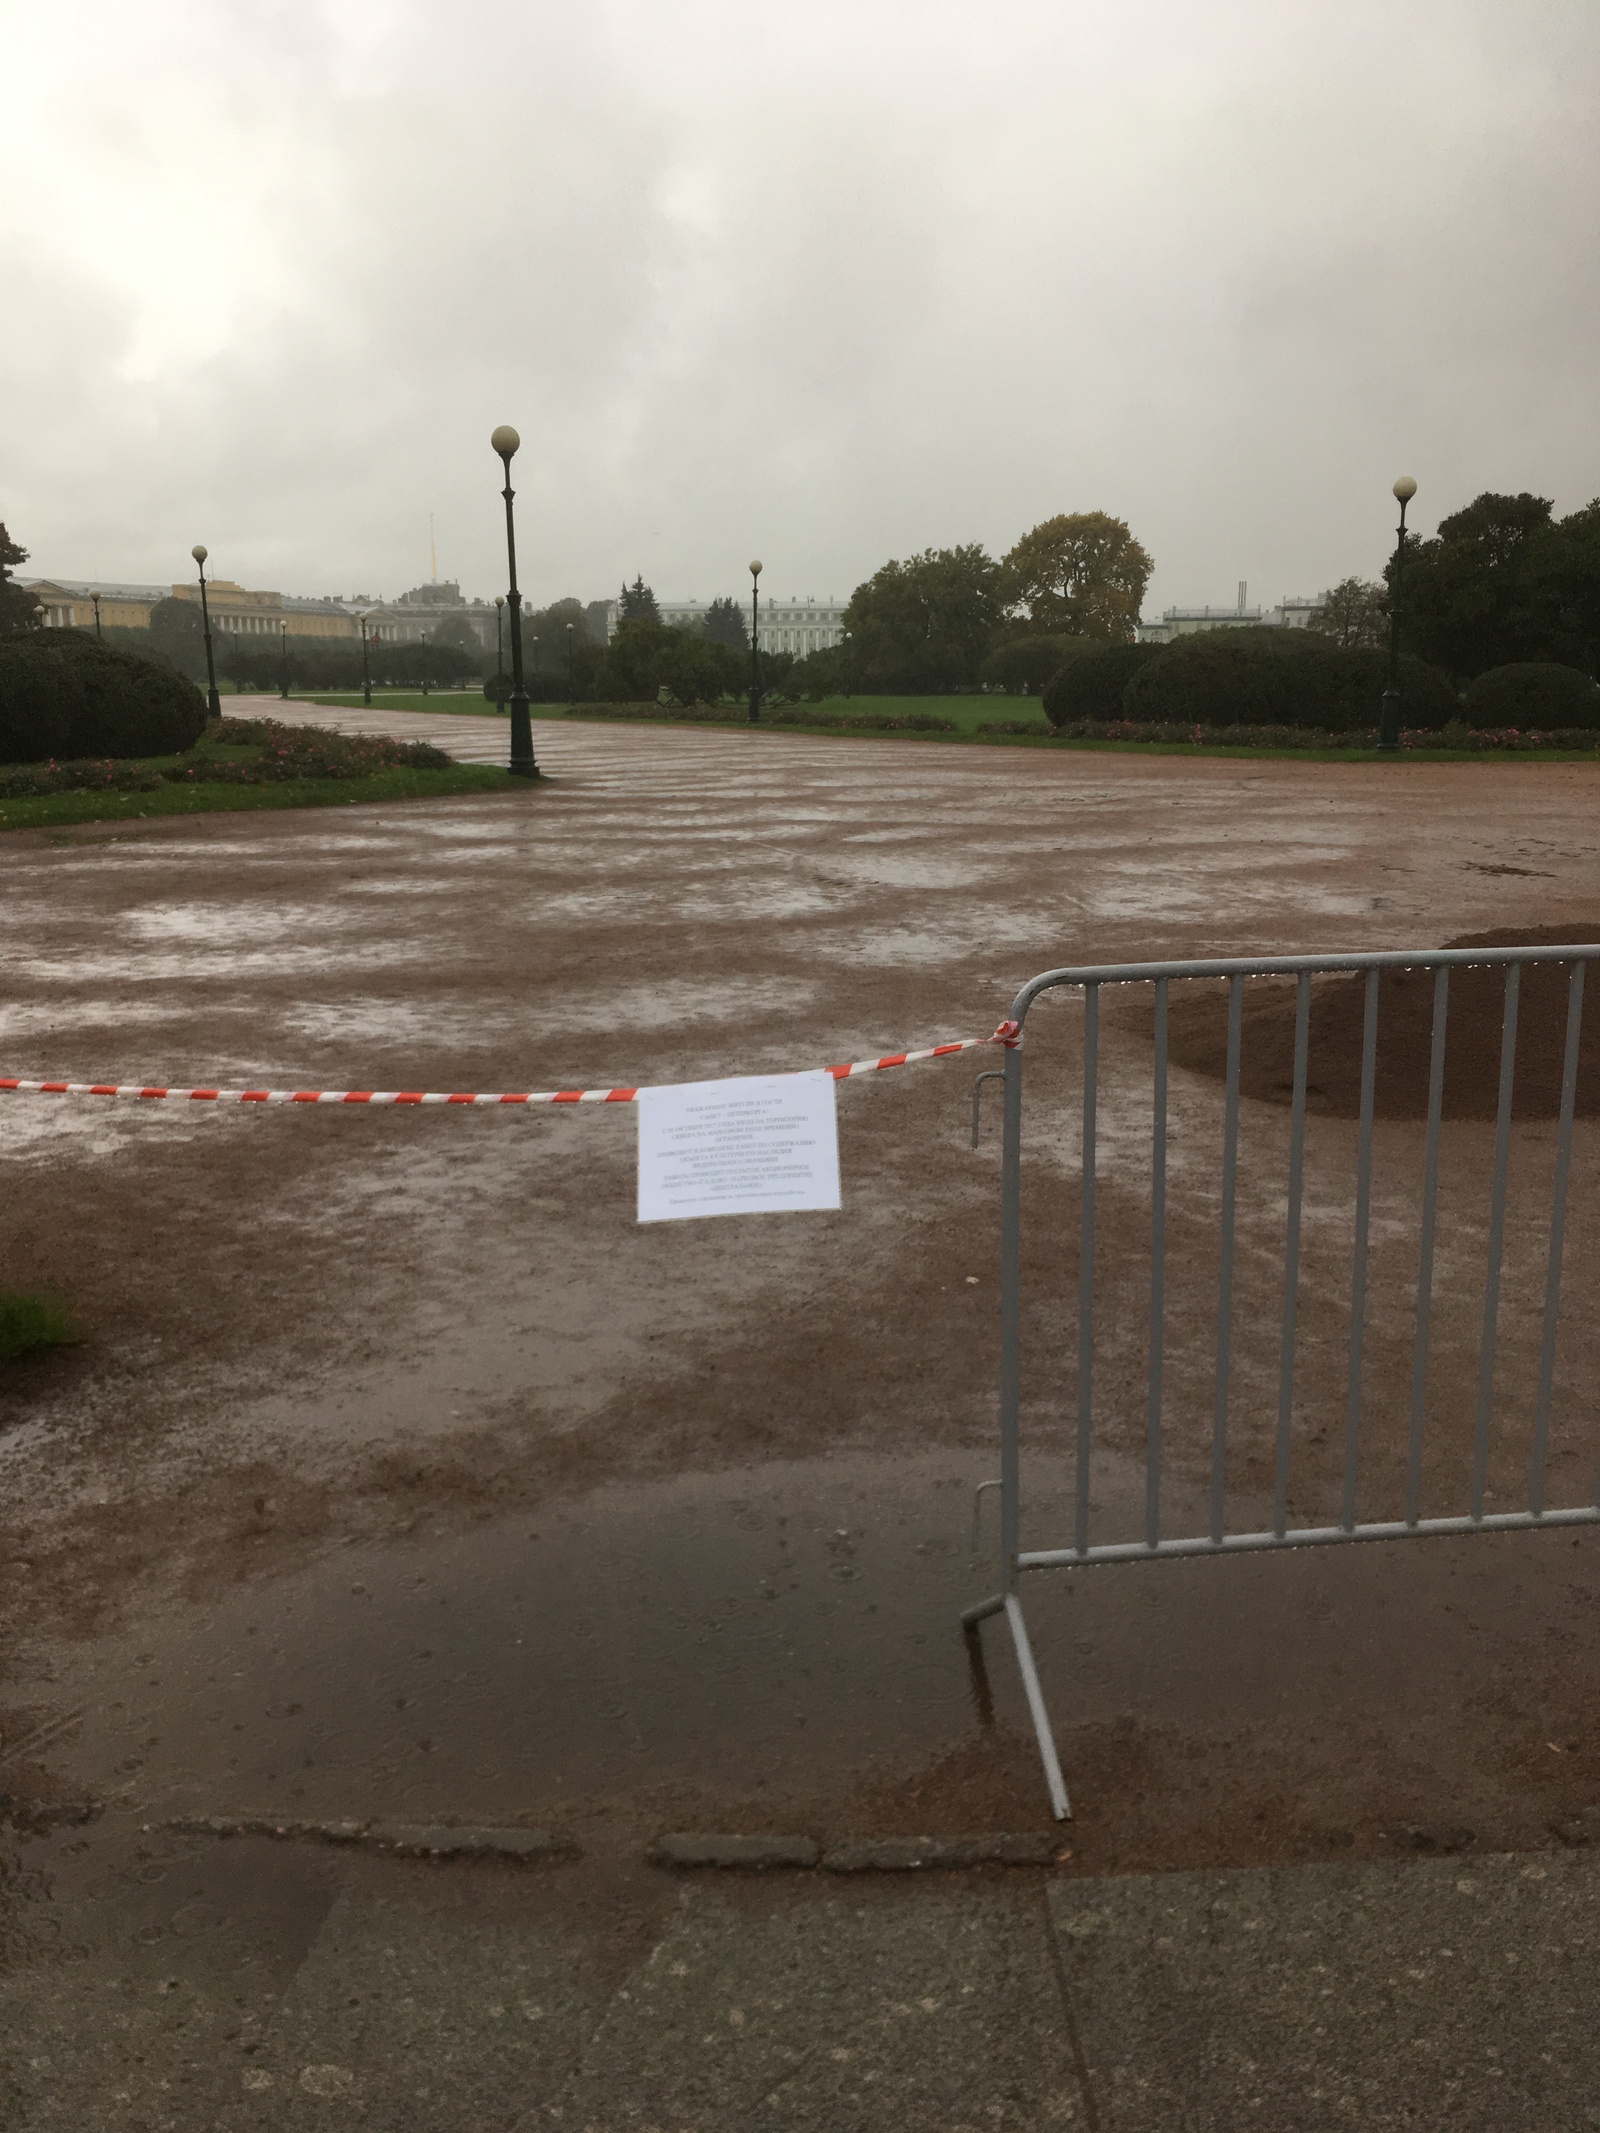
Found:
<box><xmin>1150</xmin><ymin>923</ymin><xmax>1600</xmax><ymax>1119</ymax></box>
<box><xmin>4</xmin><ymin>700</ymin><xmax>1600</xmax><ymax>1866</ymax></box>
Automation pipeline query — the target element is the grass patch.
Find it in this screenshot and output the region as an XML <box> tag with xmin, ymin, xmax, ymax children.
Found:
<box><xmin>0</xmin><ymin>715</ymin><xmax>524</xmax><ymax>832</ymax></box>
<box><xmin>0</xmin><ymin>1292</ymin><xmax>78</xmax><ymax>1362</ymax></box>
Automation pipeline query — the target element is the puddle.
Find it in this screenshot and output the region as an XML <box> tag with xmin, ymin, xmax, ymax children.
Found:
<box><xmin>20</xmin><ymin>1445</ymin><xmax>1600</xmax><ymax>1841</ymax></box>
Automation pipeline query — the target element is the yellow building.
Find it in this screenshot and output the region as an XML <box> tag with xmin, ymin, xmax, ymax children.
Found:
<box><xmin>22</xmin><ymin>576</ymin><xmax>359</xmax><ymax>640</ymax></box>
<box><xmin>22</xmin><ymin>580</ymin><xmax>162</xmax><ymax>629</ymax></box>
<box><xmin>169</xmin><ymin>582</ymin><xmax>358</xmax><ymax>641</ymax></box>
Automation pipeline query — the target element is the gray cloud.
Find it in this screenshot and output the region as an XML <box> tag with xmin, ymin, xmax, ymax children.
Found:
<box><xmin>3</xmin><ymin>0</ymin><xmax>1596</xmax><ymax>614</ymax></box>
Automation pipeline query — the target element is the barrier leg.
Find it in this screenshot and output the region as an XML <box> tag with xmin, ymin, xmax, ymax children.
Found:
<box><xmin>1005</xmin><ymin>1592</ymin><xmax>1071</xmax><ymax>1820</ymax></box>
<box><xmin>960</xmin><ymin>1592</ymin><xmax>1005</xmax><ymax>1629</ymax></box>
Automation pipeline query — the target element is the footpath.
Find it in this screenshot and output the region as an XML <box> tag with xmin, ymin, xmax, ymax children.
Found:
<box><xmin>2</xmin><ymin>1811</ymin><xmax>1597</xmax><ymax>2130</ymax></box>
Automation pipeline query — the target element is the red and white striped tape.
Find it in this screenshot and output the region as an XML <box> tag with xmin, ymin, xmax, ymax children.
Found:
<box><xmin>0</xmin><ymin>1022</ymin><xmax>1021</xmax><ymax>1109</ymax></box>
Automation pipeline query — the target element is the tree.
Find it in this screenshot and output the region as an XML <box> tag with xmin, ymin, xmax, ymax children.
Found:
<box><xmin>1394</xmin><ymin>491</ymin><xmax>1600</xmax><ymax>679</ymax></box>
<box><xmin>702</xmin><ymin>595</ymin><xmax>749</xmax><ymax>649</ymax></box>
<box><xmin>663</xmin><ymin>633</ymin><xmax>744</xmax><ymax>705</ymax></box>
<box><xmin>526</xmin><ymin>598</ymin><xmax>589</xmax><ymax>673</ymax></box>
<box><xmin>978</xmin><ymin>634</ymin><xmax>1093</xmax><ymax>694</ymax></box>
<box><xmin>0</xmin><ymin>524</ymin><xmax>41</xmax><ymax>632</ymax></box>
<box><xmin>147</xmin><ymin>595</ymin><xmax>210</xmax><ymax>681</ymax></box>
<box><xmin>601</xmin><ymin>617</ymin><xmax>672</xmax><ymax>700</ymax></box>
<box><xmin>840</xmin><ymin>545</ymin><xmax>1002</xmax><ymax>693</ymax></box>
<box><xmin>1520</xmin><ymin>499</ymin><xmax>1600</xmax><ymax>676</ymax></box>
<box><xmin>1303</xmin><ymin>577</ymin><xmax>1387</xmax><ymax>651</ymax></box>
<box><xmin>599</xmin><ymin>620</ymin><xmax>742</xmax><ymax>705</ymax></box>
<box><xmin>999</xmin><ymin>512</ymin><xmax>1153</xmax><ymax>643</ymax></box>
<box><xmin>431</xmin><ymin>613</ymin><xmax>485</xmax><ymax>653</ymax></box>
<box><xmin>619</xmin><ymin>575</ymin><xmax>660</xmax><ymax>625</ymax></box>
<box><xmin>789</xmin><ymin>645</ymin><xmax>847</xmax><ymax>700</ymax></box>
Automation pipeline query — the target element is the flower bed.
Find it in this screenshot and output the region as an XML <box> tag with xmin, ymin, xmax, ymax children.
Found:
<box><xmin>0</xmin><ymin>759</ymin><xmax>164</xmax><ymax>798</ymax></box>
<box><xmin>185</xmin><ymin>717</ymin><xmax>453</xmax><ymax>779</ymax></box>
<box><xmin>0</xmin><ymin>717</ymin><xmax>453</xmax><ymax>799</ymax></box>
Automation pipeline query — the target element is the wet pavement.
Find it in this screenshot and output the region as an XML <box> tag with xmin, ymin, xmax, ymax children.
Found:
<box><xmin>5</xmin><ymin>703</ymin><xmax>1600</xmax><ymax>2121</ymax></box>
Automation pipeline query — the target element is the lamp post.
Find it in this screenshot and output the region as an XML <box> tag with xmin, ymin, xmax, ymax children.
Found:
<box><xmin>494</xmin><ymin>596</ymin><xmax>505</xmax><ymax>710</ymax></box>
<box><xmin>1380</xmin><ymin>476</ymin><xmax>1418</xmax><ymax>752</ymax></box>
<box><xmin>360</xmin><ymin>613</ymin><xmax>373</xmax><ymax>708</ymax></box>
<box><xmin>566</xmin><ymin>620</ymin><xmax>576</xmax><ymax>707</ymax></box>
<box><xmin>91</xmin><ymin>591</ymin><xmax>102</xmax><ymax>642</ymax></box>
<box><xmin>747</xmin><ymin>559</ymin><xmax>763</xmax><ymax>723</ymax></box>
<box><xmin>490</xmin><ymin>425</ymin><xmax>539</xmax><ymax>777</ymax></box>
<box><xmin>842</xmin><ymin>628</ymin><xmax>852</xmax><ymax>701</ymax></box>
<box><xmin>192</xmin><ymin>544</ymin><xmax>221</xmax><ymax>719</ymax></box>
<box><xmin>279</xmin><ymin>621</ymin><xmax>290</xmax><ymax>700</ymax></box>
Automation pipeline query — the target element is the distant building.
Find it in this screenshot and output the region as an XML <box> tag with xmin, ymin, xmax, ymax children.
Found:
<box><xmin>601</xmin><ymin>595</ymin><xmax>847</xmax><ymax>656</ymax></box>
<box><xmin>368</xmin><ymin>580</ymin><xmax>498</xmax><ymax>651</ymax></box>
<box><xmin>1136</xmin><ymin>583</ymin><xmax>1328</xmax><ymax>645</ymax></box>
<box><xmin>21</xmin><ymin>572</ymin><xmax>508</xmax><ymax>648</ymax></box>
<box><xmin>20</xmin><ymin>579</ymin><xmax>165</xmax><ymax>629</ymax></box>
<box><xmin>166</xmin><ymin>580</ymin><xmax>361</xmax><ymax>641</ymax></box>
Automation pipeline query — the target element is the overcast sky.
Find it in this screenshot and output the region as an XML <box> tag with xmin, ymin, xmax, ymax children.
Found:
<box><xmin>3</xmin><ymin>0</ymin><xmax>1596</xmax><ymax>615</ymax></box>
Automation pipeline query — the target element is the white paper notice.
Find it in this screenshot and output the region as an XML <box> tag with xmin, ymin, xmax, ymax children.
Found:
<box><xmin>636</xmin><ymin>1071</ymin><xmax>842</xmax><ymax>1223</ymax></box>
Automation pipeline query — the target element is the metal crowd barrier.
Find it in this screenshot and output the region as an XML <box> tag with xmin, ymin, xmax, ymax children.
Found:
<box><xmin>961</xmin><ymin>945</ymin><xmax>1598</xmax><ymax>1820</ymax></box>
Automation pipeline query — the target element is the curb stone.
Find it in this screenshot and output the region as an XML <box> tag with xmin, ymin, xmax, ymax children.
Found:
<box><xmin>649</xmin><ymin>1831</ymin><xmax>1066</xmax><ymax>1872</ymax></box>
<box><xmin>822</xmin><ymin>1833</ymin><xmax>1064</xmax><ymax>1871</ymax></box>
<box><xmin>0</xmin><ymin>1795</ymin><xmax>100</xmax><ymax>1834</ymax></box>
<box><xmin>650</xmin><ymin>1834</ymin><xmax>821</xmax><ymax>1870</ymax></box>
<box><xmin>160</xmin><ymin>1814</ymin><xmax>578</xmax><ymax>1862</ymax></box>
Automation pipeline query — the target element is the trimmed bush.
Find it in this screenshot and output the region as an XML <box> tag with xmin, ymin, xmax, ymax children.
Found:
<box><xmin>0</xmin><ymin>631</ymin><xmax>205</xmax><ymax>762</ymax></box>
<box><xmin>1463</xmin><ymin>662</ymin><xmax>1600</xmax><ymax>730</ymax></box>
<box><xmin>1122</xmin><ymin>629</ymin><xmax>1458</xmax><ymax>731</ymax></box>
<box><xmin>1041</xmin><ymin>641</ymin><xmax>1165</xmax><ymax>727</ymax></box>
<box><xmin>979</xmin><ymin>635</ymin><xmax>1093</xmax><ymax>695</ymax></box>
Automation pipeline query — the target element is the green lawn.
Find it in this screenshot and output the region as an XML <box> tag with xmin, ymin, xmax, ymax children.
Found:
<box><xmin>290</xmin><ymin>692</ymin><xmax>1600</xmax><ymax>765</ymax></box>
<box><xmin>296</xmin><ymin>690</ymin><xmax>1033</xmax><ymax>734</ymax></box>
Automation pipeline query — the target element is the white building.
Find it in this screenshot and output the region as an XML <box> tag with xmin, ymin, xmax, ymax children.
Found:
<box><xmin>604</xmin><ymin>595</ymin><xmax>847</xmax><ymax>656</ymax></box>
<box><xmin>363</xmin><ymin>580</ymin><xmax>498</xmax><ymax>649</ymax></box>
<box><xmin>1136</xmin><ymin>583</ymin><xmax>1327</xmax><ymax>645</ymax></box>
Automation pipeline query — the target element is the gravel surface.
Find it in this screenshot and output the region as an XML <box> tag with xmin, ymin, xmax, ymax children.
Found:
<box><xmin>3</xmin><ymin>699</ymin><xmax>1600</xmax><ymax>1861</ymax></box>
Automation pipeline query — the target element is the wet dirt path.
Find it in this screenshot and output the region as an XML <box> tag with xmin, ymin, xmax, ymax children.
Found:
<box><xmin>3</xmin><ymin>701</ymin><xmax>1600</xmax><ymax>1866</ymax></box>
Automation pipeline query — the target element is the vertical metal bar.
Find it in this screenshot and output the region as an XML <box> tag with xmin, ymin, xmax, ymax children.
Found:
<box><xmin>1471</xmin><ymin>963</ymin><xmax>1521</xmax><ymax>1519</ymax></box>
<box><xmin>1342</xmin><ymin>968</ymin><xmax>1380</xmax><ymax>1530</ymax></box>
<box><xmin>1146</xmin><ymin>978</ymin><xmax>1168</xmax><ymax>1550</ymax></box>
<box><xmin>1406</xmin><ymin>965</ymin><xmax>1450</xmax><ymax>1526</ymax></box>
<box><xmin>1273</xmin><ymin>973</ymin><xmax>1312</xmax><ymax>1538</ymax></box>
<box><xmin>1074</xmin><ymin>985</ymin><xmax>1099</xmax><ymax>1559</ymax></box>
<box><xmin>997</xmin><ymin>1041</ymin><xmax>1025</xmax><ymax>1590</ymax></box>
<box><xmin>1211</xmin><ymin>975</ymin><xmax>1243</xmax><ymax>1545</ymax></box>
<box><xmin>1532</xmin><ymin>962</ymin><xmax>1583</xmax><ymax>1517</ymax></box>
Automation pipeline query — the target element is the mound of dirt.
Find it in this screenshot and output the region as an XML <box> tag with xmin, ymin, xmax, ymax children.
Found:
<box><xmin>1152</xmin><ymin>925</ymin><xmax>1600</xmax><ymax>1121</ymax></box>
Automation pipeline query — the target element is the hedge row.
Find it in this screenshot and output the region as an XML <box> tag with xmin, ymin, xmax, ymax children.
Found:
<box><xmin>1042</xmin><ymin>718</ymin><xmax>1600</xmax><ymax>751</ymax></box>
<box><xmin>1040</xmin><ymin>634</ymin><xmax>1599</xmax><ymax>733</ymax></box>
